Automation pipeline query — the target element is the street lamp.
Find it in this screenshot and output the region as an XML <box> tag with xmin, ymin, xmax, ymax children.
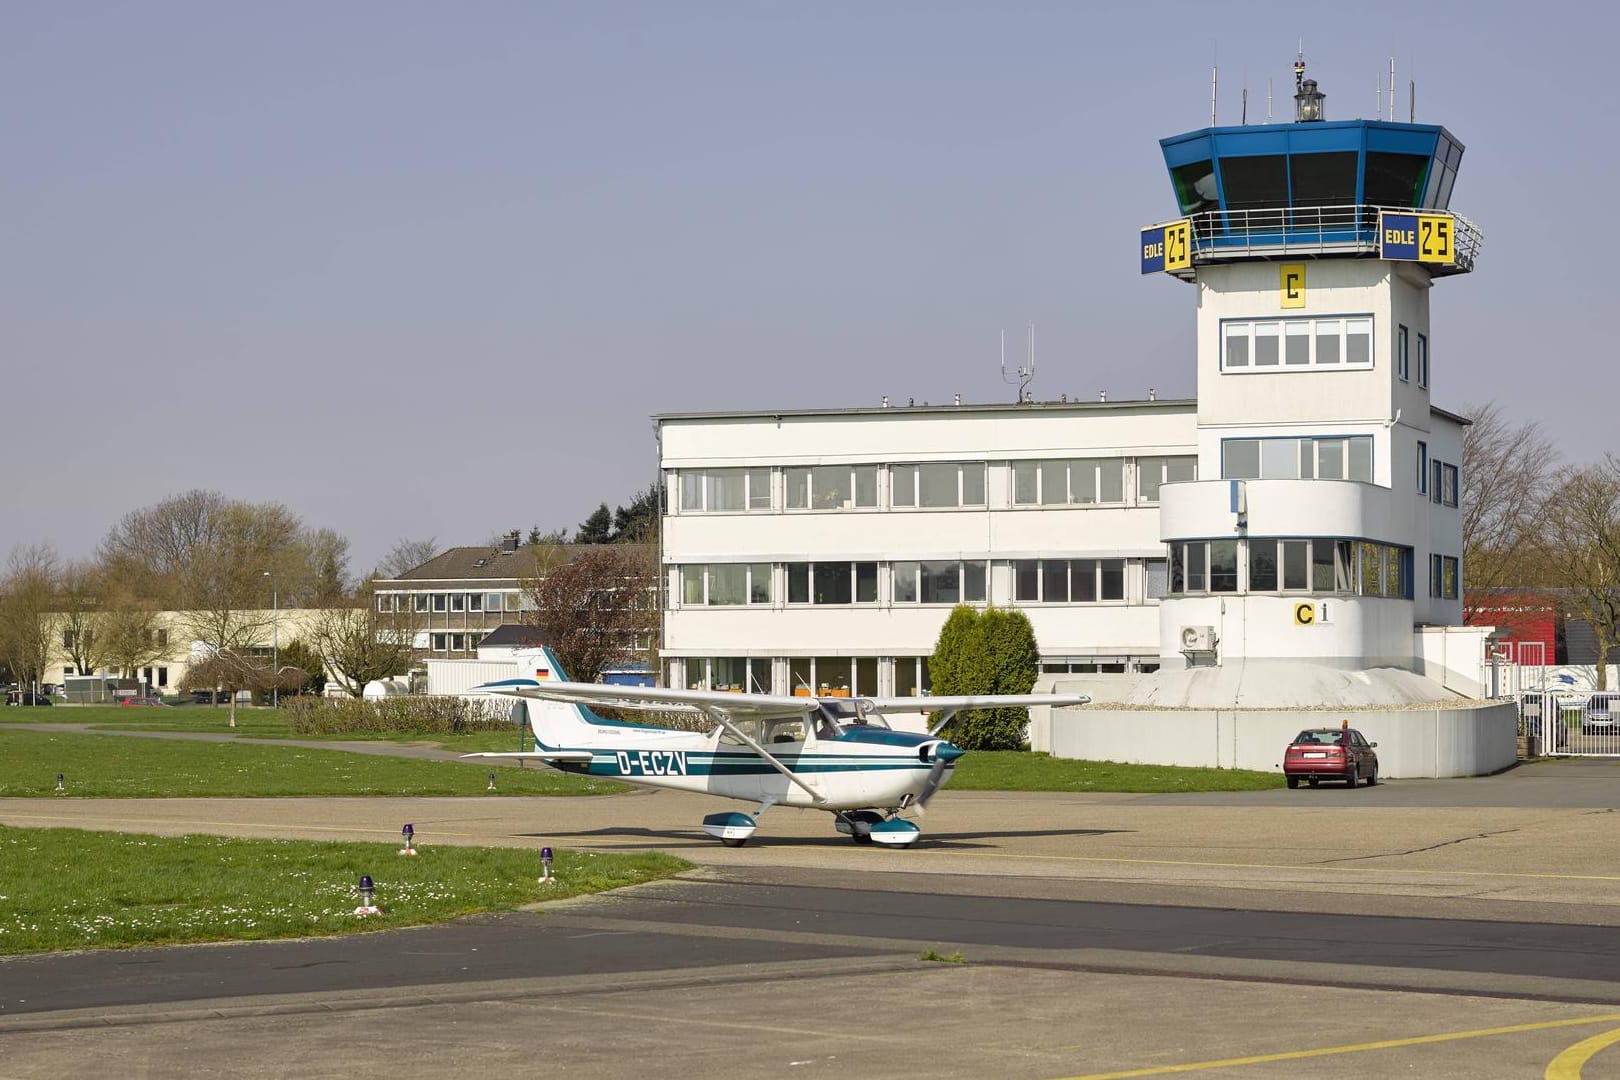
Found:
<box><xmin>262</xmin><ymin>571</ymin><xmax>279</xmax><ymax>708</ymax></box>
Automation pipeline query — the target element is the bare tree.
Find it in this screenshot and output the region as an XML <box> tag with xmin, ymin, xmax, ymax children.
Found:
<box><xmin>1538</xmin><ymin>457</ymin><xmax>1620</xmax><ymax>690</ymax></box>
<box><xmin>172</xmin><ymin>501</ymin><xmax>305</xmax><ymax>655</ymax></box>
<box><xmin>377</xmin><ymin>537</ymin><xmax>439</xmax><ymax>579</ymax></box>
<box><xmin>1461</xmin><ymin>402</ymin><xmax>1559</xmax><ymax>622</ymax></box>
<box><xmin>99</xmin><ymin>489</ymin><xmax>352</xmax><ymax>614</ymax></box>
<box><xmin>0</xmin><ymin>545</ymin><xmax>60</xmax><ymax>690</ymax></box>
<box><xmin>522</xmin><ymin>545</ymin><xmax>657</xmax><ymax>682</ymax></box>
<box><xmin>98</xmin><ymin>585</ymin><xmax>171</xmax><ymax>680</ymax></box>
<box><xmin>98</xmin><ymin>489</ymin><xmax>232</xmax><ymax>608</ymax></box>
<box><xmin>55</xmin><ymin>560</ymin><xmax>108</xmax><ymax>676</ymax></box>
<box><xmin>307</xmin><ymin>597</ymin><xmax>418</xmax><ymax>698</ymax></box>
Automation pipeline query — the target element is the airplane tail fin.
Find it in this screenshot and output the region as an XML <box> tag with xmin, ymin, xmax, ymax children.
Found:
<box><xmin>489</xmin><ymin>645</ymin><xmax>602</xmax><ymax>750</ymax></box>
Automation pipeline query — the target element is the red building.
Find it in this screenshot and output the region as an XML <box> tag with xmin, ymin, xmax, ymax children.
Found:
<box><xmin>1465</xmin><ymin>592</ymin><xmax>1558</xmax><ymax>665</ymax></box>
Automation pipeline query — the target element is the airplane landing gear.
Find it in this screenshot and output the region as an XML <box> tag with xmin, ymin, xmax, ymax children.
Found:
<box><xmin>835</xmin><ymin>810</ymin><xmax>920</xmax><ymax>847</ymax></box>
<box><xmin>702</xmin><ymin>811</ymin><xmax>758</xmax><ymax>846</ymax></box>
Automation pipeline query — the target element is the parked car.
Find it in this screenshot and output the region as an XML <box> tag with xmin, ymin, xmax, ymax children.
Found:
<box><xmin>1585</xmin><ymin>693</ymin><xmax>1618</xmax><ymax>734</ymax></box>
<box><xmin>1283</xmin><ymin>726</ymin><xmax>1379</xmax><ymax>788</ymax></box>
<box><xmin>7</xmin><ymin>692</ymin><xmax>53</xmax><ymax>706</ymax></box>
<box><xmin>118</xmin><ymin>697</ymin><xmax>171</xmax><ymax>708</ymax></box>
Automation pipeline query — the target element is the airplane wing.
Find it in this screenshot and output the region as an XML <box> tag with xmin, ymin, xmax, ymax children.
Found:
<box><xmin>471</xmin><ymin>678</ymin><xmax>819</xmax><ymax>721</ymax></box>
<box><xmin>858</xmin><ymin>693</ymin><xmax>1091</xmax><ymax>714</ymax></box>
<box><xmin>459</xmin><ymin>750</ymin><xmax>594</xmax><ymax>763</ymax></box>
<box><xmin>855</xmin><ymin>692</ymin><xmax>1091</xmax><ymax>736</ymax></box>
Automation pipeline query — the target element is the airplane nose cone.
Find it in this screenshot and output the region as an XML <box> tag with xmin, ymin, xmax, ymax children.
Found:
<box><xmin>933</xmin><ymin>742</ymin><xmax>965</xmax><ymax>763</ymax></box>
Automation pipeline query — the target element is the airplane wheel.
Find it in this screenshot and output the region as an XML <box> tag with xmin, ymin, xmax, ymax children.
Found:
<box><xmin>721</xmin><ymin>837</ymin><xmax>748</xmax><ymax>848</ymax></box>
<box><xmin>852</xmin><ymin>832</ymin><xmax>874</xmax><ymax>845</ymax></box>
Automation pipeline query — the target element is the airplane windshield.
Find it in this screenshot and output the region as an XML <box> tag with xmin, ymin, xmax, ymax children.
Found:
<box><xmin>818</xmin><ymin>701</ymin><xmax>890</xmax><ymax>733</ymax></box>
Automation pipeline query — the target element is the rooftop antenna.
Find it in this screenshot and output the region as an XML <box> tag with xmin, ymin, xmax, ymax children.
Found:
<box><xmin>1241</xmin><ymin>86</ymin><xmax>1248</xmax><ymax>124</ymax></box>
<box><xmin>1210</xmin><ymin>65</ymin><xmax>1218</xmax><ymax>126</ymax></box>
<box><xmin>1266</xmin><ymin>77</ymin><xmax>1273</xmax><ymax>123</ymax></box>
<box><xmin>1389</xmin><ymin>56</ymin><xmax>1396</xmax><ymax>121</ymax></box>
<box><xmin>1000</xmin><ymin>325</ymin><xmax>1035</xmax><ymax>404</ymax></box>
<box><xmin>1409</xmin><ymin>78</ymin><xmax>1415</xmax><ymax>122</ymax></box>
<box><xmin>1293</xmin><ymin>46</ymin><xmax>1324</xmax><ymax>122</ymax></box>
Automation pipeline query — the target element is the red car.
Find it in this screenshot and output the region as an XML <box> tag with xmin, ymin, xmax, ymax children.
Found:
<box><xmin>1283</xmin><ymin>727</ymin><xmax>1379</xmax><ymax>788</ymax></box>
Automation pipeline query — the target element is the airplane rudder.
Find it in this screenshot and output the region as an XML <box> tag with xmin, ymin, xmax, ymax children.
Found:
<box><xmin>528</xmin><ymin>696</ymin><xmax>593</xmax><ymax>746</ymax></box>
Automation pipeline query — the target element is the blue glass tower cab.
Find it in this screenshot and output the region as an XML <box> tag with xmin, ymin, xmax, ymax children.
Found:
<box><xmin>1142</xmin><ymin>64</ymin><xmax>1479</xmax><ymax>279</ymax></box>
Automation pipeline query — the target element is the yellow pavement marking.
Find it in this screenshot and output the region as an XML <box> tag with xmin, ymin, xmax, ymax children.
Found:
<box><xmin>1057</xmin><ymin>1012</ymin><xmax>1620</xmax><ymax>1079</ymax></box>
<box><xmin>1545</xmin><ymin>1025</ymin><xmax>1620</xmax><ymax>1079</ymax></box>
<box><xmin>912</xmin><ymin>848</ymin><xmax>1620</xmax><ymax>883</ymax></box>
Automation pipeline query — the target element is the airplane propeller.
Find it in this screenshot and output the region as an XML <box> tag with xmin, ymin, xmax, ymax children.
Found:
<box><xmin>912</xmin><ymin>740</ymin><xmax>965</xmax><ymax>813</ymax></box>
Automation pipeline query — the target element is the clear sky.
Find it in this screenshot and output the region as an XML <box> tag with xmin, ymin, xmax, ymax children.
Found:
<box><xmin>5</xmin><ymin>1</ymin><xmax>1611</xmax><ymax>576</ymax></box>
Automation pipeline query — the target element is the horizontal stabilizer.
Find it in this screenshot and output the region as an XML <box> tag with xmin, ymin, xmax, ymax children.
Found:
<box><xmin>460</xmin><ymin>751</ymin><xmax>594</xmax><ymax>763</ymax></box>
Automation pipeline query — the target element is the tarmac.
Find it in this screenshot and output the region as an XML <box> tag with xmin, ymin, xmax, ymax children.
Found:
<box><xmin>4</xmin><ymin>738</ymin><xmax>1620</xmax><ymax>1077</ymax></box>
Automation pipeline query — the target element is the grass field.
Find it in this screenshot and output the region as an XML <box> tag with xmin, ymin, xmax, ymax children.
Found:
<box><xmin>0</xmin><ymin>825</ymin><xmax>688</xmax><ymax>954</ymax></box>
<box><xmin>948</xmin><ymin>750</ymin><xmax>1282</xmax><ymax>792</ymax></box>
<box><xmin>1</xmin><ymin>714</ymin><xmax>1283</xmax><ymax>795</ymax></box>
<box><xmin>0</xmin><ymin>704</ymin><xmax>537</xmax><ymax>753</ymax></box>
<box><xmin>0</xmin><ymin>729</ymin><xmax>629</xmax><ymax>798</ymax></box>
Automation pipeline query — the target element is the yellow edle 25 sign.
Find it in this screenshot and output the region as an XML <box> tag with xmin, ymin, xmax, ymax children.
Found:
<box><xmin>1163</xmin><ymin>220</ymin><xmax>1190</xmax><ymax>271</ymax></box>
<box><xmin>1379</xmin><ymin>212</ymin><xmax>1455</xmax><ymax>264</ymax></box>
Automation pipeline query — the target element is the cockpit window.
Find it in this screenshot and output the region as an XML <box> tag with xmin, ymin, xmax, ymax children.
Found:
<box><xmin>816</xmin><ymin>700</ymin><xmax>890</xmax><ymax>735</ymax></box>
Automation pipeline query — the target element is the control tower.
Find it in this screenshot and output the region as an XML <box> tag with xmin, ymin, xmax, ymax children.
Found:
<box><xmin>1139</xmin><ymin>63</ymin><xmax>1483</xmax><ymax>695</ymax></box>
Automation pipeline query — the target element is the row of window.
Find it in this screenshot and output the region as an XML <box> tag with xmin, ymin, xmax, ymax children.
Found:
<box><xmin>377</xmin><ymin>591</ymin><xmax>525</xmax><ymax>614</ymax></box>
<box><xmin>1223</xmin><ymin>316</ymin><xmax>1374</xmax><ymax>371</ymax></box>
<box><xmin>1222</xmin><ymin>436</ymin><xmax>1374</xmax><ymax>482</ymax></box>
<box><xmin>1012</xmin><ymin>457</ymin><xmax>1197</xmax><ymax>506</ymax></box>
<box><xmin>1429</xmin><ymin>554</ymin><xmax>1461</xmax><ymax>599</ymax></box>
<box><xmin>1166</xmin><ymin>537</ymin><xmax>1449</xmax><ymax>599</ymax></box>
<box><xmin>674</xmin><ymin>457</ymin><xmax>1197</xmax><ymax>513</ymax></box>
<box><xmin>1223</xmin><ymin>316</ymin><xmax>1435</xmax><ymax>390</ymax></box>
<box><xmin>678</xmin><ymin>654</ymin><xmax>1162</xmax><ymax>695</ymax></box>
<box><xmin>1395</xmin><ymin>324</ymin><xmax>1430</xmax><ymax>388</ymax></box>
<box><xmin>62</xmin><ymin>629</ymin><xmax>171</xmax><ymax>649</ymax></box>
<box><xmin>1414</xmin><ymin>442</ymin><xmax>1459</xmax><ymax>506</ymax></box>
<box><xmin>680</xmin><ymin>656</ymin><xmax>931</xmax><ymax>697</ymax></box>
<box><xmin>679</xmin><ymin>559</ymin><xmax>1163</xmax><ymax>607</ymax></box>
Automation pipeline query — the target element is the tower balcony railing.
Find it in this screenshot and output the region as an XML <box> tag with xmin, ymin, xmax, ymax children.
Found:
<box><xmin>1179</xmin><ymin>204</ymin><xmax>1482</xmax><ymax>276</ymax></box>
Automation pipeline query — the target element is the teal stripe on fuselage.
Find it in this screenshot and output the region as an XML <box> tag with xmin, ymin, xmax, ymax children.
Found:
<box><xmin>833</xmin><ymin>728</ymin><xmax>937</xmax><ymax>749</ymax></box>
<box><xmin>551</xmin><ymin>749</ymin><xmax>942</xmax><ymax>780</ymax></box>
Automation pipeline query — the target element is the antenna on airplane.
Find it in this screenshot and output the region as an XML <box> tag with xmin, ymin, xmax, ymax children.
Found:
<box><xmin>1000</xmin><ymin>325</ymin><xmax>1036</xmax><ymax>403</ymax></box>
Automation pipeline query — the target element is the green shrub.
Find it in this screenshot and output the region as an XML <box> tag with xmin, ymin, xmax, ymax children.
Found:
<box><xmin>285</xmin><ymin>695</ymin><xmax>516</xmax><ymax>736</ymax></box>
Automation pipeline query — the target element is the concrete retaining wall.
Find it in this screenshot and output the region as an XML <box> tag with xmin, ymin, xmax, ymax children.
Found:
<box><xmin>1029</xmin><ymin>701</ymin><xmax>1517</xmax><ymax>778</ymax></box>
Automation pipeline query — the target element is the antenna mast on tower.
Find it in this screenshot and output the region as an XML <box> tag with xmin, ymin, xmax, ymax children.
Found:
<box><xmin>1000</xmin><ymin>326</ymin><xmax>1036</xmax><ymax>404</ymax></box>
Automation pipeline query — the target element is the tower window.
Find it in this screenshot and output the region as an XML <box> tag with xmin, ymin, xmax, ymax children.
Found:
<box><xmin>1222</xmin><ymin>316</ymin><xmax>1374</xmax><ymax>372</ymax></box>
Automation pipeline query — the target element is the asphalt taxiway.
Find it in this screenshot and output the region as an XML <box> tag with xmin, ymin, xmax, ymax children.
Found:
<box><xmin>4</xmin><ymin>761</ymin><xmax>1620</xmax><ymax>1077</ymax></box>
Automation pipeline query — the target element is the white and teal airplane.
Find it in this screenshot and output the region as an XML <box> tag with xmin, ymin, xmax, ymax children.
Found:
<box><xmin>466</xmin><ymin>648</ymin><xmax>1088</xmax><ymax>848</ymax></box>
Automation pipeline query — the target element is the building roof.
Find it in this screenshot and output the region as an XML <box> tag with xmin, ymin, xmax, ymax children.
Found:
<box><xmin>477</xmin><ymin>623</ymin><xmax>548</xmax><ymax>648</ymax></box>
<box><xmin>378</xmin><ymin>543</ymin><xmax>548</xmax><ymax>585</ymax></box>
<box><xmin>377</xmin><ymin>542</ymin><xmax>653</xmax><ymax>587</ymax></box>
<box><xmin>654</xmin><ymin>396</ymin><xmax>1197</xmax><ymax>423</ymax></box>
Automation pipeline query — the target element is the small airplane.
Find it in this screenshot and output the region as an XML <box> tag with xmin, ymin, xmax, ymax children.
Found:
<box><xmin>465</xmin><ymin>647</ymin><xmax>1089</xmax><ymax>848</ymax></box>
